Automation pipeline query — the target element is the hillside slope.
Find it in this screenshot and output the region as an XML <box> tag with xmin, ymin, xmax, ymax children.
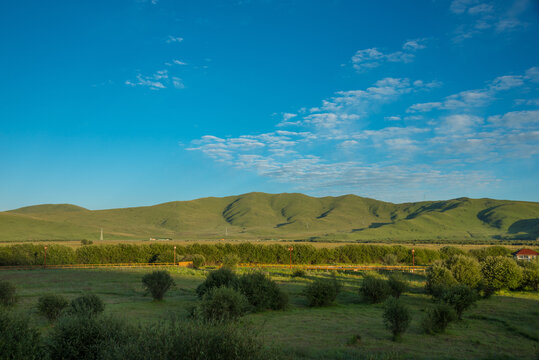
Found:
<box><xmin>1</xmin><ymin>193</ymin><xmax>538</xmax><ymax>242</ymax></box>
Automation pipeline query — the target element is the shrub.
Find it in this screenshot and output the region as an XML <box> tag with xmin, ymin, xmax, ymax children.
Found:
<box><xmin>80</xmin><ymin>239</ymin><xmax>93</xmax><ymax>246</ymax></box>
<box><xmin>37</xmin><ymin>294</ymin><xmax>69</xmax><ymax>321</ymax></box>
<box><xmin>239</xmin><ymin>272</ymin><xmax>288</xmax><ymax>311</ymax></box>
<box><xmin>481</xmin><ymin>256</ymin><xmax>523</xmax><ymax>291</ymax></box>
<box><xmin>142</xmin><ymin>270</ymin><xmax>175</xmax><ymax>301</ymax></box>
<box><xmin>0</xmin><ymin>311</ymin><xmax>44</xmax><ymax>359</ymax></box>
<box><xmin>382</xmin><ymin>253</ymin><xmax>399</xmax><ymax>265</ymax></box>
<box><xmin>190</xmin><ymin>254</ymin><xmax>206</xmax><ymax>269</ymax></box>
<box><xmin>520</xmin><ymin>260</ymin><xmax>539</xmax><ymax>291</ymax></box>
<box><xmin>421</xmin><ymin>303</ymin><xmax>456</xmax><ymax>334</ymax></box>
<box><xmin>360</xmin><ymin>276</ymin><xmax>390</xmax><ymax>303</ymax></box>
<box><xmin>442</xmin><ymin>285</ymin><xmax>478</xmax><ymax>320</ymax></box>
<box><xmin>446</xmin><ymin>255</ymin><xmax>482</xmax><ymax>288</ymax></box>
<box><xmin>47</xmin><ymin>314</ymin><xmax>133</xmax><ymax>360</ymax></box>
<box><xmin>387</xmin><ymin>273</ymin><xmax>408</xmax><ymax>298</ymax></box>
<box><xmin>425</xmin><ymin>264</ymin><xmax>457</xmax><ymax>298</ymax></box>
<box><xmin>68</xmin><ymin>294</ymin><xmax>105</xmax><ymax>316</ymax></box>
<box><xmin>292</xmin><ymin>269</ymin><xmax>307</xmax><ymax>278</ymax></box>
<box><xmin>198</xmin><ymin>286</ymin><xmax>249</xmax><ymax>322</ymax></box>
<box><xmin>439</xmin><ymin>246</ymin><xmax>466</xmax><ymax>258</ymax></box>
<box><xmin>0</xmin><ymin>281</ymin><xmax>17</xmax><ymax>307</ymax></box>
<box><xmin>304</xmin><ymin>277</ymin><xmax>341</xmax><ymax>307</ymax></box>
<box><xmin>196</xmin><ymin>268</ymin><xmax>240</xmax><ymax>298</ymax></box>
<box><xmin>222</xmin><ymin>254</ymin><xmax>240</xmax><ymax>269</ymax></box>
<box><xmin>382</xmin><ymin>297</ymin><xmax>411</xmax><ymax>341</ymax></box>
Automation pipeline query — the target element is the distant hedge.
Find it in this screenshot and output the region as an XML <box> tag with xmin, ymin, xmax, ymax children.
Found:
<box><xmin>0</xmin><ymin>243</ymin><xmax>524</xmax><ymax>267</ymax></box>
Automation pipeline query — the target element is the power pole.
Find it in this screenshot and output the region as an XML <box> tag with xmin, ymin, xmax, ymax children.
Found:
<box><xmin>225</xmin><ymin>227</ymin><xmax>228</xmax><ymax>236</ymax></box>
<box><xmin>100</xmin><ymin>228</ymin><xmax>103</xmax><ymax>241</ymax></box>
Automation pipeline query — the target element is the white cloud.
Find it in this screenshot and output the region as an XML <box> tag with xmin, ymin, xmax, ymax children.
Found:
<box><xmin>125</xmin><ymin>69</ymin><xmax>184</xmax><ymax>90</ymax></box>
<box><xmin>166</xmin><ymin>36</ymin><xmax>184</xmax><ymax>44</ymax></box>
<box><xmin>351</xmin><ymin>39</ymin><xmax>427</xmax><ymax>71</ymax></box>
<box><xmin>385</xmin><ymin>116</ymin><xmax>401</xmax><ymax>121</ymax></box>
<box><xmin>437</xmin><ymin>114</ymin><xmax>483</xmax><ymax>134</ymax></box>
<box><xmin>487</xmin><ymin>110</ymin><xmax>539</xmax><ymax>128</ymax></box>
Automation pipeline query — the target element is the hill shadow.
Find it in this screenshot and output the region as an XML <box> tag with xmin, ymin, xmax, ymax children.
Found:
<box><xmin>508</xmin><ymin>218</ymin><xmax>539</xmax><ymax>239</ymax></box>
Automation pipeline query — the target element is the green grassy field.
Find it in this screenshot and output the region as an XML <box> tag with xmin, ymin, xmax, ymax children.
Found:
<box><xmin>2</xmin><ymin>192</ymin><xmax>538</xmax><ymax>242</ymax></box>
<box><xmin>2</xmin><ymin>267</ymin><xmax>538</xmax><ymax>359</ymax></box>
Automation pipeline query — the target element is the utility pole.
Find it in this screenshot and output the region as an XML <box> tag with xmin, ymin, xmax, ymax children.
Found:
<box><xmin>225</xmin><ymin>227</ymin><xmax>228</xmax><ymax>236</ymax></box>
<box><xmin>44</xmin><ymin>246</ymin><xmax>48</xmax><ymax>268</ymax></box>
<box><xmin>174</xmin><ymin>246</ymin><xmax>177</xmax><ymax>265</ymax></box>
<box><xmin>412</xmin><ymin>248</ymin><xmax>415</xmax><ymax>273</ymax></box>
<box><xmin>100</xmin><ymin>228</ymin><xmax>103</xmax><ymax>241</ymax></box>
<box><xmin>288</xmin><ymin>246</ymin><xmax>293</xmax><ymax>270</ymax></box>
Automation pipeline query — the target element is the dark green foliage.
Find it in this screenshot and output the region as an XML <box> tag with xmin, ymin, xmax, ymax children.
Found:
<box><xmin>198</xmin><ymin>286</ymin><xmax>249</xmax><ymax>322</ymax></box>
<box><xmin>80</xmin><ymin>239</ymin><xmax>93</xmax><ymax>246</ymax></box>
<box><xmin>0</xmin><ymin>281</ymin><xmax>17</xmax><ymax>307</ymax></box>
<box><xmin>421</xmin><ymin>303</ymin><xmax>457</xmax><ymax>334</ymax></box>
<box><xmin>387</xmin><ymin>273</ymin><xmax>408</xmax><ymax>298</ymax></box>
<box><xmin>37</xmin><ymin>294</ymin><xmax>68</xmax><ymax>321</ymax></box>
<box><xmin>196</xmin><ymin>268</ymin><xmax>240</xmax><ymax>298</ymax></box>
<box><xmin>469</xmin><ymin>246</ymin><xmax>512</xmax><ymax>262</ymax></box>
<box><xmin>304</xmin><ymin>277</ymin><xmax>341</xmax><ymax>307</ymax></box>
<box><xmin>238</xmin><ymin>272</ymin><xmax>289</xmax><ymax>311</ymax></box>
<box><xmin>445</xmin><ymin>255</ymin><xmax>482</xmax><ymax>288</ymax></box>
<box><xmin>425</xmin><ymin>264</ymin><xmax>458</xmax><ymax>298</ymax></box>
<box><xmin>190</xmin><ymin>254</ymin><xmax>206</xmax><ymax>269</ymax></box>
<box><xmin>441</xmin><ymin>285</ymin><xmax>478</xmax><ymax>319</ymax></box>
<box><xmin>439</xmin><ymin>246</ymin><xmax>467</xmax><ymax>258</ymax></box>
<box><xmin>382</xmin><ymin>297</ymin><xmax>411</xmax><ymax>341</ymax></box>
<box><xmin>481</xmin><ymin>256</ymin><xmax>523</xmax><ymax>290</ymax></box>
<box><xmin>291</xmin><ymin>269</ymin><xmax>307</xmax><ymax>277</ymax></box>
<box><xmin>520</xmin><ymin>260</ymin><xmax>539</xmax><ymax>291</ymax></box>
<box><xmin>141</xmin><ymin>270</ymin><xmax>175</xmax><ymax>301</ymax></box>
<box><xmin>0</xmin><ymin>311</ymin><xmax>44</xmax><ymax>359</ymax></box>
<box><xmin>382</xmin><ymin>253</ymin><xmax>399</xmax><ymax>265</ymax></box>
<box><xmin>359</xmin><ymin>276</ymin><xmax>390</xmax><ymax>303</ymax></box>
<box><xmin>68</xmin><ymin>294</ymin><xmax>105</xmax><ymax>316</ymax></box>
<box><xmin>47</xmin><ymin>314</ymin><xmax>133</xmax><ymax>360</ymax></box>
<box><xmin>222</xmin><ymin>254</ymin><xmax>240</xmax><ymax>269</ymax></box>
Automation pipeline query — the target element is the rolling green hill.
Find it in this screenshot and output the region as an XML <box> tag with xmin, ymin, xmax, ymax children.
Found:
<box><xmin>1</xmin><ymin>192</ymin><xmax>538</xmax><ymax>242</ymax></box>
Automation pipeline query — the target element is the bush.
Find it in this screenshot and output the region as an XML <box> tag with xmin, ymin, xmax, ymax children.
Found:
<box><xmin>292</xmin><ymin>269</ymin><xmax>307</xmax><ymax>278</ymax></box>
<box><xmin>481</xmin><ymin>256</ymin><xmax>523</xmax><ymax>291</ymax></box>
<box><xmin>421</xmin><ymin>303</ymin><xmax>457</xmax><ymax>334</ymax></box>
<box><xmin>521</xmin><ymin>260</ymin><xmax>539</xmax><ymax>291</ymax></box>
<box><xmin>425</xmin><ymin>264</ymin><xmax>457</xmax><ymax>298</ymax></box>
<box><xmin>198</xmin><ymin>286</ymin><xmax>249</xmax><ymax>322</ymax></box>
<box><xmin>360</xmin><ymin>276</ymin><xmax>390</xmax><ymax>303</ymax></box>
<box><xmin>142</xmin><ymin>270</ymin><xmax>175</xmax><ymax>301</ymax></box>
<box><xmin>441</xmin><ymin>285</ymin><xmax>478</xmax><ymax>320</ymax></box>
<box><xmin>0</xmin><ymin>281</ymin><xmax>17</xmax><ymax>307</ymax></box>
<box><xmin>196</xmin><ymin>268</ymin><xmax>239</xmax><ymax>298</ymax></box>
<box><xmin>222</xmin><ymin>254</ymin><xmax>240</xmax><ymax>269</ymax></box>
<box><xmin>68</xmin><ymin>294</ymin><xmax>105</xmax><ymax>316</ymax></box>
<box><xmin>304</xmin><ymin>277</ymin><xmax>341</xmax><ymax>307</ymax></box>
<box><xmin>37</xmin><ymin>294</ymin><xmax>68</xmax><ymax>321</ymax></box>
<box><xmin>239</xmin><ymin>272</ymin><xmax>288</xmax><ymax>311</ymax></box>
<box><xmin>0</xmin><ymin>311</ymin><xmax>44</xmax><ymax>359</ymax></box>
<box><xmin>190</xmin><ymin>254</ymin><xmax>206</xmax><ymax>269</ymax></box>
<box><xmin>387</xmin><ymin>273</ymin><xmax>408</xmax><ymax>298</ymax></box>
<box><xmin>382</xmin><ymin>253</ymin><xmax>399</xmax><ymax>265</ymax></box>
<box><xmin>382</xmin><ymin>297</ymin><xmax>411</xmax><ymax>341</ymax></box>
<box><xmin>446</xmin><ymin>255</ymin><xmax>482</xmax><ymax>288</ymax></box>
<box><xmin>80</xmin><ymin>239</ymin><xmax>93</xmax><ymax>246</ymax></box>
<box><xmin>47</xmin><ymin>314</ymin><xmax>133</xmax><ymax>360</ymax></box>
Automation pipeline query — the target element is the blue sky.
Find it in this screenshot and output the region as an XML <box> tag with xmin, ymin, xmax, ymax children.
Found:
<box><xmin>0</xmin><ymin>0</ymin><xmax>538</xmax><ymax>210</ymax></box>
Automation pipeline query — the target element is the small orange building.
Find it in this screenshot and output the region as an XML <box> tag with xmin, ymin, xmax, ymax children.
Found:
<box><xmin>512</xmin><ymin>248</ymin><xmax>538</xmax><ymax>261</ymax></box>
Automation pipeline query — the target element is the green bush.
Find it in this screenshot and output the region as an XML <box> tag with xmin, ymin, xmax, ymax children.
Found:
<box><xmin>68</xmin><ymin>294</ymin><xmax>105</xmax><ymax>316</ymax></box>
<box><xmin>238</xmin><ymin>272</ymin><xmax>288</xmax><ymax>311</ymax></box>
<box><xmin>196</xmin><ymin>268</ymin><xmax>240</xmax><ymax>298</ymax></box>
<box><xmin>359</xmin><ymin>276</ymin><xmax>390</xmax><ymax>303</ymax></box>
<box><xmin>291</xmin><ymin>269</ymin><xmax>307</xmax><ymax>278</ymax></box>
<box><xmin>80</xmin><ymin>239</ymin><xmax>93</xmax><ymax>246</ymax></box>
<box><xmin>47</xmin><ymin>314</ymin><xmax>133</xmax><ymax>360</ymax></box>
<box><xmin>198</xmin><ymin>286</ymin><xmax>249</xmax><ymax>322</ymax></box>
<box><xmin>425</xmin><ymin>264</ymin><xmax>458</xmax><ymax>298</ymax></box>
<box><xmin>520</xmin><ymin>260</ymin><xmax>539</xmax><ymax>291</ymax></box>
<box><xmin>421</xmin><ymin>303</ymin><xmax>457</xmax><ymax>334</ymax></box>
<box><xmin>382</xmin><ymin>253</ymin><xmax>399</xmax><ymax>265</ymax></box>
<box><xmin>441</xmin><ymin>285</ymin><xmax>478</xmax><ymax>320</ymax></box>
<box><xmin>142</xmin><ymin>270</ymin><xmax>175</xmax><ymax>301</ymax></box>
<box><xmin>222</xmin><ymin>254</ymin><xmax>240</xmax><ymax>269</ymax></box>
<box><xmin>387</xmin><ymin>273</ymin><xmax>408</xmax><ymax>298</ymax></box>
<box><xmin>0</xmin><ymin>311</ymin><xmax>44</xmax><ymax>359</ymax></box>
<box><xmin>481</xmin><ymin>256</ymin><xmax>523</xmax><ymax>291</ymax></box>
<box><xmin>304</xmin><ymin>277</ymin><xmax>341</xmax><ymax>307</ymax></box>
<box><xmin>439</xmin><ymin>246</ymin><xmax>467</xmax><ymax>258</ymax></box>
<box><xmin>0</xmin><ymin>281</ymin><xmax>17</xmax><ymax>307</ymax></box>
<box><xmin>382</xmin><ymin>297</ymin><xmax>411</xmax><ymax>341</ymax></box>
<box><xmin>445</xmin><ymin>255</ymin><xmax>482</xmax><ymax>288</ymax></box>
<box><xmin>190</xmin><ymin>254</ymin><xmax>206</xmax><ymax>269</ymax></box>
<box><xmin>37</xmin><ymin>294</ymin><xmax>69</xmax><ymax>321</ymax></box>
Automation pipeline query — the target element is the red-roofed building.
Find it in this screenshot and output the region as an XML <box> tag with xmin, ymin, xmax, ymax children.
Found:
<box><xmin>512</xmin><ymin>249</ymin><xmax>538</xmax><ymax>261</ymax></box>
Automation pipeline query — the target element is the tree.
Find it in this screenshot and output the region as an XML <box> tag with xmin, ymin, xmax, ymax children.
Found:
<box><xmin>442</xmin><ymin>285</ymin><xmax>478</xmax><ymax>319</ymax></box>
<box><xmin>383</xmin><ymin>297</ymin><xmax>411</xmax><ymax>341</ymax></box>
<box><xmin>142</xmin><ymin>271</ymin><xmax>175</xmax><ymax>301</ymax></box>
<box><xmin>481</xmin><ymin>256</ymin><xmax>522</xmax><ymax>291</ymax></box>
<box><xmin>446</xmin><ymin>255</ymin><xmax>482</xmax><ymax>288</ymax></box>
<box><xmin>425</xmin><ymin>264</ymin><xmax>457</xmax><ymax>298</ymax></box>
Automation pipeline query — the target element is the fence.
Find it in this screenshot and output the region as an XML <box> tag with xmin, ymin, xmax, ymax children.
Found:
<box><xmin>0</xmin><ymin>261</ymin><xmax>193</xmax><ymax>271</ymax></box>
<box><xmin>238</xmin><ymin>263</ymin><xmax>428</xmax><ymax>273</ymax></box>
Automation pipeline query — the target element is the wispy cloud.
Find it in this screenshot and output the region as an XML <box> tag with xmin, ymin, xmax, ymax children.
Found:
<box><xmin>351</xmin><ymin>39</ymin><xmax>427</xmax><ymax>71</ymax></box>
<box><xmin>125</xmin><ymin>69</ymin><xmax>184</xmax><ymax>90</ymax></box>
<box><xmin>166</xmin><ymin>35</ymin><xmax>184</xmax><ymax>44</ymax></box>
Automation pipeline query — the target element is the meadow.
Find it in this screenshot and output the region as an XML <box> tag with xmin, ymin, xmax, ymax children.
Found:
<box><xmin>1</xmin><ymin>266</ymin><xmax>538</xmax><ymax>359</ymax></box>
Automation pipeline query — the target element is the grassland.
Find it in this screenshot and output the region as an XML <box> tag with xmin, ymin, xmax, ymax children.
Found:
<box><xmin>1</xmin><ymin>192</ymin><xmax>538</xmax><ymax>243</ymax></box>
<box><xmin>2</xmin><ymin>267</ymin><xmax>538</xmax><ymax>359</ymax></box>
